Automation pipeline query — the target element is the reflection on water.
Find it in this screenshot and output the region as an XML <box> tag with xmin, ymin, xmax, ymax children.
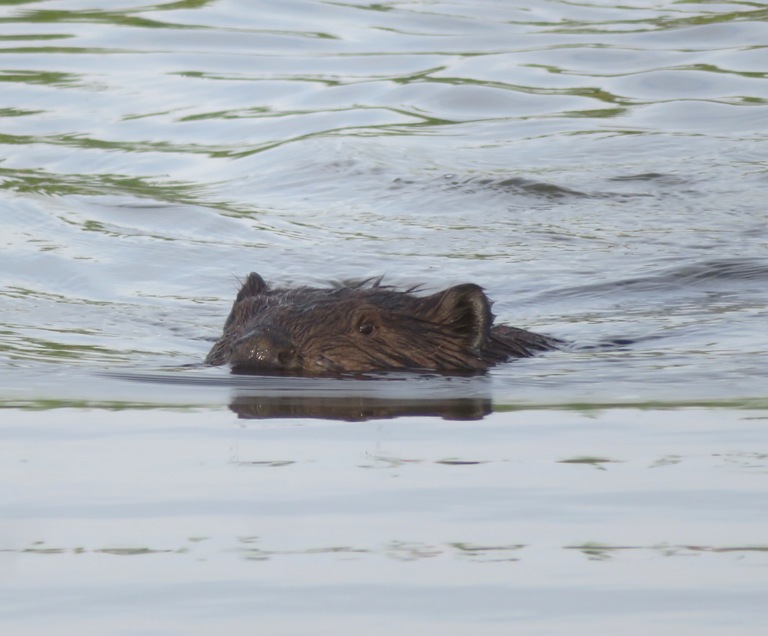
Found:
<box><xmin>3</xmin><ymin>405</ymin><xmax>768</xmax><ymax>632</ymax></box>
<box><xmin>229</xmin><ymin>394</ymin><xmax>491</xmax><ymax>421</ymax></box>
<box><xmin>9</xmin><ymin>538</ymin><xmax>768</xmax><ymax>564</ymax></box>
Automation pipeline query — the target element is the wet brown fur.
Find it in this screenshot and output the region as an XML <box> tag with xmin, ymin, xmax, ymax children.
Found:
<box><xmin>205</xmin><ymin>273</ymin><xmax>558</xmax><ymax>375</ymax></box>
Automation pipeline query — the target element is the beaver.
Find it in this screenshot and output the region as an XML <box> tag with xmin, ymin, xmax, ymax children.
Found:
<box><xmin>205</xmin><ymin>273</ymin><xmax>558</xmax><ymax>375</ymax></box>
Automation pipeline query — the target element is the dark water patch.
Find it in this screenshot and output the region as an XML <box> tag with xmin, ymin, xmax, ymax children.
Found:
<box><xmin>539</xmin><ymin>257</ymin><xmax>768</xmax><ymax>300</ymax></box>
<box><xmin>565</xmin><ymin>542</ymin><xmax>768</xmax><ymax>562</ymax></box>
<box><xmin>558</xmin><ymin>456</ymin><xmax>621</xmax><ymax>469</ymax></box>
<box><xmin>438</xmin><ymin>174</ymin><xmax>590</xmax><ymax>199</ymax></box>
<box><xmin>391</xmin><ymin>172</ymin><xmax>661</xmax><ymax>200</ymax></box>
<box><xmin>607</xmin><ymin>172</ymin><xmax>689</xmax><ymax>184</ymax></box>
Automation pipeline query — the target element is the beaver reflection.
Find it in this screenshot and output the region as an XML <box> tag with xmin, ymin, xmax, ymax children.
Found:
<box><xmin>229</xmin><ymin>394</ymin><xmax>492</xmax><ymax>422</ymax></box>
<box><xmin>206</xmin><ymin>273</ymin><xmax>558</xmax><ymax>375</ymax></box>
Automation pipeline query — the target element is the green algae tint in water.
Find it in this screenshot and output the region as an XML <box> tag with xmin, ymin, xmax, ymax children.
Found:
<box><xmin>1</xmin><ymin>1</ymin><xmax>768</xmax><ymax>634</ymax></box>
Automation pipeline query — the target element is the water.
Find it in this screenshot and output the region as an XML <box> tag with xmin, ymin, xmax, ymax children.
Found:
<box><xmin>1</xmin><ymin>1</ymin><xmax>767</xmax><ymax>633</ymax></box>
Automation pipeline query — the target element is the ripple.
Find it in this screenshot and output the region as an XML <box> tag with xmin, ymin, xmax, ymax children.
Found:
<box><xmin>1</xmin><ymin>0</ymin><xmax>767</xmax><ymax>405</ymax></box>
<box><xmin>541</xmin><ymin>258</ymin><xmax>768</xmax><ymax>300</ymax></box>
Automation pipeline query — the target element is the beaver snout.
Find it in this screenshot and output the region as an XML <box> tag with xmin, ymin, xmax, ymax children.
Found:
<box><xmin>229</xmin><ymin>328</ymin><xmax>302</xmax><ymax>373</ymax></box>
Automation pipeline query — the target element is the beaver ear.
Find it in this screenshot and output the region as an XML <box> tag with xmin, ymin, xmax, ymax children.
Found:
<box><xmin>236</xmin><ymin>272</ymin><xmax>269</xmax><ymax>302</ymax></box>
<box><xmin>432</xmin><ymin>284</ymin><xmax>492</xmax><ymax>353</ymax></box>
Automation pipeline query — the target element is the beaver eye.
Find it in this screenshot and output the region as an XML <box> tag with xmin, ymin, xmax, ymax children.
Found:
<box><xmin>358</xmin><ymin>319</ymin><xmax>375</xmax><ymax>336</ymax></box>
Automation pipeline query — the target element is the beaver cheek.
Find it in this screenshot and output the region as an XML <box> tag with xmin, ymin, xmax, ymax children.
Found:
<box><xmin>315</xmin><ymin>355</ymin><xmax>341</xmax><ymax>373</ymax></box>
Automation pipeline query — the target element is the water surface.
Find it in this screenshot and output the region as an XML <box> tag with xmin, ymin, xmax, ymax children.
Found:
<box><xmin>1</xmin><ymin>1</ymin><xmax>767</xmax><ymax>634</ymax></box>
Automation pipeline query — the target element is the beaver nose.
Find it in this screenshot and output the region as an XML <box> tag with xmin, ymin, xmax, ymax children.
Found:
<box><xmin>230</xmin><ymin>329</ymin><xmax>301</xmax><ymax>372</ymax></box>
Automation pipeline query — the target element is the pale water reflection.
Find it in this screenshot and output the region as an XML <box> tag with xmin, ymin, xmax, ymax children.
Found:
<box><xmin>2</xmin><ymin>406</ymin><xmax>768</xmax><ymax>634</ymax></box>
